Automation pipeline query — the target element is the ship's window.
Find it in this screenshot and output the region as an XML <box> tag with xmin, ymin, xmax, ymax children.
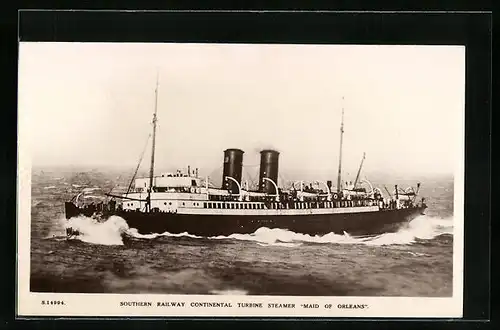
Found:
<box><xmin>217</xmin><ymin>203</ymin><xmax>221</xmax><ymax>209</ymax></box>
<box><xmin>169</xmin><ymin>202</ymin><xmax>172</xmax><ymax>205</ymax></box>
<box><xmin>164</xmin><ymin>202</ymin><xmax>167</xmax><ymax>205</ymax></box>
<box><xmin>204</xmin><ymin>202</ymin><xmax>207</xmax><ymax>208</ymax></box>
<box><xmin>231</xmin><ymin>204</ymin><xmax>234</xmax><ymax>209</ymax></box>
<box><xmin>208</xmin><ymin>202</ymin><xmax>212</xmax><ymax>208</ymax></box>
<box><xmin>252</xmin><ymin>204</ymin><xmax>256</xmax><ymax>209</ymax></box>
<box><xmin>244</xmin><ymin>204</ymin><xmax>247</xmax><ymax>209</ymax></box>
<box><xmin>182</xmin><ymin>202</ymin><xmax>185</xmax><ymax>206</ymax></box>
<box><xmin>191</xmin><ymin>180</ymin><xmax>197</xmax><ymax>187</ymax></box>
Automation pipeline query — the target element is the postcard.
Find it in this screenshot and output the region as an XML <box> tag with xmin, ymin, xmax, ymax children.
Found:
<box><xmin>17</xmin><ymin>42</ymin><xmax>464</xmax><ymax>317</ymax></box>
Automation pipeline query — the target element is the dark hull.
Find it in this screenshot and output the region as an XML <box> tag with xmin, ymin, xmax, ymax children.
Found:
<box><xmin>65</xmin><ymin>202</ymin><xmax>426</xmax><ymax>237</ymax></box>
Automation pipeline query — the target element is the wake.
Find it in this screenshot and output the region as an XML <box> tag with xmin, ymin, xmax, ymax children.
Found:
<box><xmin>62</xmin><ymin>214</ymin><xmax>453</xmax><ymax>247</ymax></box>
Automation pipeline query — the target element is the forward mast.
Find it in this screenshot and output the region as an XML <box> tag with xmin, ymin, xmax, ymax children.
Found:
<box><xmin>147</xmin><ymin>73</ymin><xmax>159</xmax><ymax>212</ymax></box>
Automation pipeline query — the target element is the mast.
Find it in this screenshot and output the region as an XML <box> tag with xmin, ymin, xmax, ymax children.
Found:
<box><xmin>126</xmin><ymin>134</ymin><xmax>151</xmax><ymax>195</ymax></box>
<box><xmin>336</xmin><ymin>97</ymin><xmax>345</xmax><ymax>193</ymax></box>
<box><xmin>354</xmin><ymin>152</ymin><xmax>366</xmax><ymax>189</ymax></box>
<box><xmin>147</xmin><ymin>73</ymin><xmax>159</xmax><ymax>211</ymax></box>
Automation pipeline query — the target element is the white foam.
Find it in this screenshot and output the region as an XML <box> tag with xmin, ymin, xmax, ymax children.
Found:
<box><xmin>207</xmin><ymin>215</ymin><xmax>453</xmax><ymax>247</ymax></box>
<box><xmin>127</xmin><ymin>228</ymin><xmax>202</xmax><ymax>240</ymax></box>
<box><xmin>210</xmin><ymin>289</ymin><xmax>248</xmax><ymax>295</ymax></box>
<box><xmin>66</xmin><ymin>215</ymin><xmax>129</xmax><ymax>245</ymax></box>
<box><xmin>82</xmin><ymin>187</ymin><xmax>101</xmax><ymax>192</ymax></box>
<box><xmin>63</xmin><ymin>214</ymin><xmax>452</xmax><ymax>247</ymax></box>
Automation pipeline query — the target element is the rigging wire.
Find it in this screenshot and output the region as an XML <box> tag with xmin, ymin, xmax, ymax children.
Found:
<box><xmin>243</xmin><ymin>167</ymin><xmax>258</xmax><ymax>190</ymax></box>
<box><xmin>124</xmin><ymin>133</ymin><xmax>152</xmax><ymax>195</ymax></box>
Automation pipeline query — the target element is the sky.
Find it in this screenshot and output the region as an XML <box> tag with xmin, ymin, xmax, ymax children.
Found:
<box><xmin>19</xmin><ymin>42</ymin><xmax>464</xmax><ymax>181</ymax></box>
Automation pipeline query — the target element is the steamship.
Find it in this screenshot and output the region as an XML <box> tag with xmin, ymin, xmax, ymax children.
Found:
<box><xmin>65</xmin><ymin>79</ymin><xmax>427</xmax><ymax>238</ymax></box>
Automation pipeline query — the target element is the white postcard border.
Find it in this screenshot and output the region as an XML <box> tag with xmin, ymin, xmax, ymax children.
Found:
<box><xmin>16</xmin><ymin>43</ymin><xmax>465</xmax><ymax>318</ymax></box>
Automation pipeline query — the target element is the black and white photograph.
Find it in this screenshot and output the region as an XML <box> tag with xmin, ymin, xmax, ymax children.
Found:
<box><xmin>17</xmin><ymin>42</ymin><xmax>464</xmax><ymax>317</ymax></box>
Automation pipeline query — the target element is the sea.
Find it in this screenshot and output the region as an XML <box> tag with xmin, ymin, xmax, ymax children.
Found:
<box><xmin>29</xmin><ymin>168</ymin><xmax>454</xmax><ymax>296</ymax></box>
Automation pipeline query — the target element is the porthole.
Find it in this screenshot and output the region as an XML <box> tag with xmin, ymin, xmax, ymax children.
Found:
<box><xmin>164</xmin><ymin>202</ymin><xmax>167</xmax><ymax>205</ymax></box>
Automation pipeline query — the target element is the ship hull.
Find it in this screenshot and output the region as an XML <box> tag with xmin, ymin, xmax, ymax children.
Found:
<box><xmin>114</xmin><ymin>207</ymin><xmax>425</xmax><ymax>237</ymax></box>
<box><xmin>65</xmin><ymin>201</ymin><xmax>425</xmax><ymax>237</ymax></box>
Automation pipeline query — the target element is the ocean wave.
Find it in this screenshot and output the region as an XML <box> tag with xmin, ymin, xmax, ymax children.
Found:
<box><xmin>210</xmin><ymin>289</ymin><xmax>248</xmax><ymax>295</ymax></box>
<box><xmin>83</xmin><ymin>195</ymin><xmax>106</xmax><ymax>199</ymax></box>
<box><xmin>63</xmin><ymin>214</ymin><xmax>453</xmax><ymax>247</ymax></box>
<box><xmin>66</xmin><ymin>215</ymin><xmax>129</xmax><ymax>245</ymax></box>
<box><xmin>82</xmin><ymin>187</ymin><xmax>101</xmax><ymax>192</ymax></box>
